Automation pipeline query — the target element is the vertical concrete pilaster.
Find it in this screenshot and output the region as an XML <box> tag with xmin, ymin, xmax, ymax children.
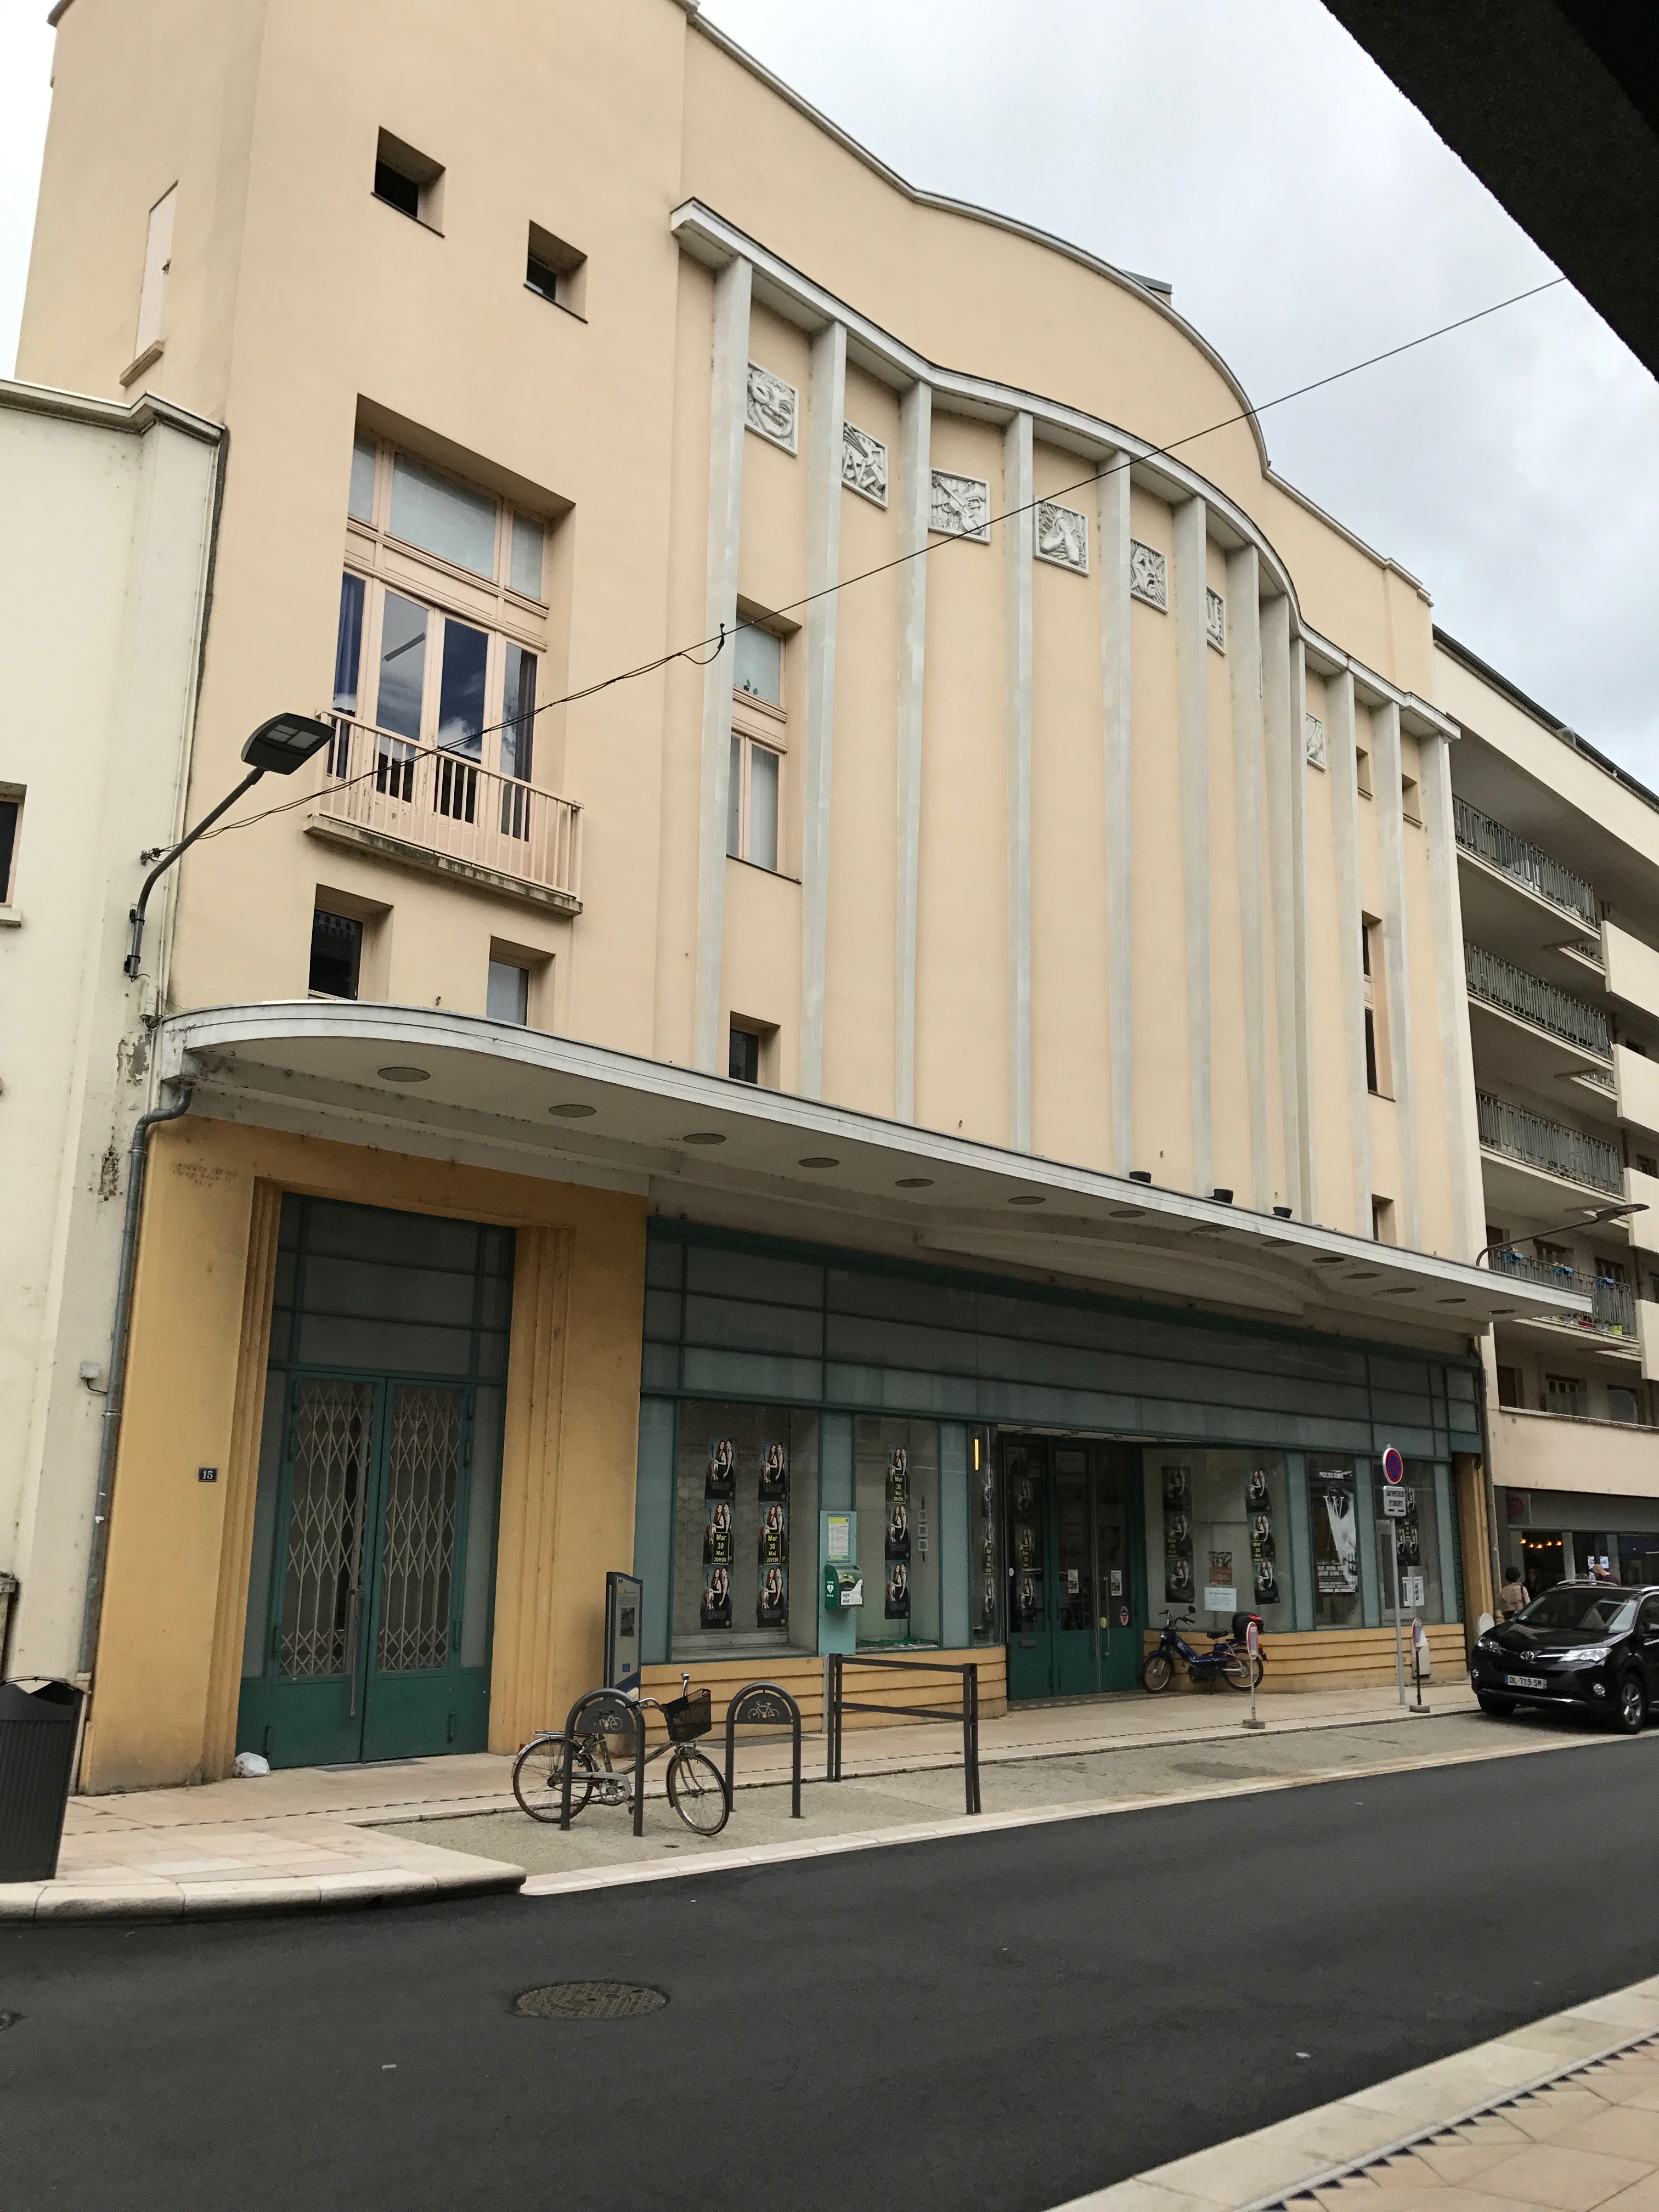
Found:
<box><xmin>1373</xmin><ymin>699</ymin><xmax>1420</xmax><ymax>1246</ymax></box>
<box><xmin>895</xmin><ymin>380</ymin><xmax>931</xmax><ymax>1122</ymax></box>
<box><xmin>799</xmin><ymin>318</ymin><xmax>847</xmax><ymax>1102</ymax></box>
<box><xmin>1005</xmin><ymin>410</ymin><xmax>1034</xmax><ymax>1154</ymax></box>
<box><xmin>1173</xmin><ymin>496</ymin><xmax>1211</xmax><ymax>1198</ymax></box>
<box><xmin>1327</xmin><ymin>671</ymin><xmax>1373</xmax><ymax>1234</ymax></box>
<box><xmin>692</xmin><ymin>255</ymin><xmax>751</xmax><ymax>1075</ymax></box>
<box><xmin>1098</xmin><ymin>452</ymin><xmax>1133</xmax><ymax>1175</ymax></box>
<box><xmin>1227</xmin><ymin>547</ymin><xmax>1268</xmax><ymax>1210</ymax></box>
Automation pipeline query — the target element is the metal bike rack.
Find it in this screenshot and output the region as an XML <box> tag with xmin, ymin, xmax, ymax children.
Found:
<box><xmin>723</xmin><ymin>1680</ymin><xmax>803</xmax><ymax>1820</ymax></box>
<box><xmin>559</xmin><ymin>1687</ymin><xmax>647</xmax><ymax>1836</ymax></box>
<box><xmin>826</xmin><ymin>1654</ymin><xmax>981</xmax><ymax>1816</ymax></box>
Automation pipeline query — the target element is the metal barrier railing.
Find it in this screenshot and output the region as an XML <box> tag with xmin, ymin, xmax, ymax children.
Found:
<box><xmin>1454</xmin><ymin>795</ymin><xmax>1596</xmax><ymax>925</ymax></box>
<box><xmin>1475</xmin><ymin>1090</ymin><xmax>1622</xmax><ymax>1194</ymax></box>
<box><xmin>1491</xmin><ymin>1250</ymin><xmax>1637</xmax><ymax>1337</ymax></box>
<box><xmin>826</xmin><ymin>1654</ymin><xmax>981</xmax><ymax>1816</ymax></box>
<box><xmin>1464</xmin><ymin>940</ymin><xmax>1611</xmax><ymax>1058</ymax></box>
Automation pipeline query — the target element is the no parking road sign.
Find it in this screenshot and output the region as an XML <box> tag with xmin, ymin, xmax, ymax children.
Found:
<box><xmin>1383</xmin><ymin>1446</ymin><xmax>1404</xmax><ymax>1484</ymax></box>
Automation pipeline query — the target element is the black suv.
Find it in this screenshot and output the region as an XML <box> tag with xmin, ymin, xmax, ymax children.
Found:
<box><xmin>1470</xmin><ymin>1582</ymin><xmax>1659</xmax><ymax>1733</ymax></box>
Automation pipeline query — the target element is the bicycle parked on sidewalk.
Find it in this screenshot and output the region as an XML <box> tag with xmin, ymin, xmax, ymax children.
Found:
<box><xmin>1141</xmin><ymin>1613</ymin><xmax>1263</xmax><ymax>1694</ymax></box>
<box><xmin>511</xmin><ymin>1674</ymin><xmax>730</xmax><ymax>1836</ymax></box>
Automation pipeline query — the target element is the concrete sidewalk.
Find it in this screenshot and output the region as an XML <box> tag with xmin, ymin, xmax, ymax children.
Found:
<box><xmin>1054</xmin><ymin>1973</ymin><xmax>1659</xmax><ymax>2212</ymax></box>
<box><xmin>0</xmin><ymin>1675</ymin><xmax>1493</xmax><ymax>1922</ymax></box>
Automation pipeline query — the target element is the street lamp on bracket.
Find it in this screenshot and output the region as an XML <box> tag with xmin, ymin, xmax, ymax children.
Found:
<box><xmin>123</xmin><ymin>712</ymin><xmax>334</xmax><ymax>980</ymax></box>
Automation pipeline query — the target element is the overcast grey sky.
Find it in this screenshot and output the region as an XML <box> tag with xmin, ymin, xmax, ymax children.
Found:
<box><xmin>3</xmin><ymin>0</ymin><xmax>1654</xmax><ymax>780</ymax></box>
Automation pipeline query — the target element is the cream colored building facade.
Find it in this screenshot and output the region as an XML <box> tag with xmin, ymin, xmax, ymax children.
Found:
<box><xmin>16</xmin><ymin>0</ymin><xmax>1573</xmax><ymax>1789</ymax></box>
<box><xmin>1438</xmin><ymin>636</ymin><xmax>1659</xmax><ymax>1590</ymax></box>
<box><xmin>0</xmin><ymin>377</ymin><xmax>222</xmax><ymax>1685</ymax></box>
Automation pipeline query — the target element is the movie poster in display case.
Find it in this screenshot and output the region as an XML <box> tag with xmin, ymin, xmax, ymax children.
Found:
<box><xmin>1163</xmin><ymin>1464</ymin><xmax>1194</xmax><ymax>1604</ymax></box>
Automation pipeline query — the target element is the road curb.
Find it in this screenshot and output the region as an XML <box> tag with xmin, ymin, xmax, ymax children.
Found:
<box><xmin>0</xmin><ymin>1859</ymin><xmax>525</xmax><ymax>1924</ymax></box>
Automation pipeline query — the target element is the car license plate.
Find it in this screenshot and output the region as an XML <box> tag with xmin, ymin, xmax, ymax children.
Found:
<box><xmin>1505</xmin><ymin>1673</ymin><xmax>1547</xmax><ymax>1691</ymax></box>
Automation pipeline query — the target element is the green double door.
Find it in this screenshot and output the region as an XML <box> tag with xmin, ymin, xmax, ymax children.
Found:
<box><xmin>1005</xmin><ymin>1437</ymin><xmax>1142</xmax><ymax>1701</ymax></box>
<box><xmin>243</xmin><ymin>1374</ymin><xmax>489</xmax><ymax>1768</ymax></box>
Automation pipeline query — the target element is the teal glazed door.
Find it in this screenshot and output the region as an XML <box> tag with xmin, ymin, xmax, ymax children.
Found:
<box><xmin>253</xmin><ymin>1375</ymin><xmax>480</xmax><ymax>1768</ymax></box>
<box><xmin>1003</xmin><ymin>1436</ymin><xmax>1144</xmax><ymax>1700</ymax></box>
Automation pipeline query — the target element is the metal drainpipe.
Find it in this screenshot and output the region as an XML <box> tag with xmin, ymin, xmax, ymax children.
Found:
<box><xmin>77</xmin><ymin>1079</ymin><xmax>194</xmax><ymax>1683</ymax></box>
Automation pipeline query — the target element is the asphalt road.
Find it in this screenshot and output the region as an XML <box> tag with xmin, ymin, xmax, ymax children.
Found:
<box><xmin>6</xmin><ymin>1731</ymin><xmax>1657</xmax><ymax>2212</ymax></box>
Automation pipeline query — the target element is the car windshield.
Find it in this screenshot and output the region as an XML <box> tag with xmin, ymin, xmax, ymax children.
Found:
<box><xmin>1514</xmin><ymin>1589</ymin><xmax>1637</xmax><ymax>1635</ymax></box>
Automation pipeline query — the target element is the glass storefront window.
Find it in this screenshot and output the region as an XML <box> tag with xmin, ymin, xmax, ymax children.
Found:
<box><xmin>1307</xmin><ymin>1454</ymin><xmax>1363</xmax><ymax>1628</ymax></box>
<box><xmin>671</xmin><ymin>1402</ymin><xmax>819</xmax><ymax>1660</ymax></box>
<box><xmin>856</xmin><ymin>1417</ymin><xmax>940</xmax><ymax>1646</ymax></box>
<box><xmin>1373</xmin><ymin>1460</ymin><xmax>1448</xmax><ymax>1624</ymax></box>
<box><xmin>1156</xmin><ymin>1451</ymin><xmax>1289</xmax><ymax>1626</ymax></box>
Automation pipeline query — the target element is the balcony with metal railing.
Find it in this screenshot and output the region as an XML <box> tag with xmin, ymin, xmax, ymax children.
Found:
<box><xmin>1464</xmin><ymin>940</ymin><xmax>1611</xmax><ymax>1059</ymax></box>
<box><xmin>1476</xmin><ymin>1091</ymin><xmax>1623</xmax><ymax>1194</ymax></box>
<box><xmin>1491</xmin><ymin>1249</ymin><xmax>1637</xmax><ymax>1340</ymax></box>
<box><xmin>1453</xmin><ymin>794</ymin><xmax>1597</xmax><ymax>926</ymax></box>
<box><xmin>308</xmin><ymin>719</ymin><xmax>582</xmax><ymax>913</ymax></box>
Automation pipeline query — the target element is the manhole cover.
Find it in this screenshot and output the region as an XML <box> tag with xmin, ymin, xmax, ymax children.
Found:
<box><xmin>514</xmin><ymin>1982</ymin><xmax>667</xmax><ymax>2021</ymax></box>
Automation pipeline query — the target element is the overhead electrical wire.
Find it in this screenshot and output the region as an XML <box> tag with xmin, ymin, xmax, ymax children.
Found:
<box><xmin>200</xmin><ymin>272</ymin><xmax>1566</xmax><ymax>846</ymax></box>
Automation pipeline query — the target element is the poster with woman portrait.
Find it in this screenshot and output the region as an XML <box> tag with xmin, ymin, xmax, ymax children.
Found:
<box><xmin>758</xmin><ymin>1441</ymin><xmax>789</xmax><ymax>1502</ymax></box>
<box><xmin>1248</xmin><ymin>1485</ymin><xmax>1280</xmax><ymax>1607</ymax></box>
<box><xmin>1163</xmin><ymin>1465</ymin><xmax>1194</xmax><ymax>1604</ymax></box>
<box><xmin>701</xmin><ymin>1562</ymin><xmax>732</xmax><ymax>1629</ymax></box>
<box><xmin>886</xmin><ymin>1447</ymin><xmax>911</xmax><ymax>1569</ymax></box>
<box><xmin>704</xmin><ymin>1438</ymin><xmax>736</xmax><ymax>1500</ymax></box>
<box><xmin>886</xmin><ymin>1559</ymin><xmax>910</xmax><ymax>1621</ymax></box>
<box><xmin>757</xmin><ymin>1564</ymin><xmax>787</xmax><ymax>1627</ymax></box>
<box><xmin>703</xmin><ymin>1499</ymin><xmax>733</xmax><ymax>1566</ymax></box>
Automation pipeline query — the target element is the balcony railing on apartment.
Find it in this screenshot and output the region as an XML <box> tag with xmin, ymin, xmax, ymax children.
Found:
<box><xmin>1453</xmin><ymin>795</ymin><xmax>1597</xmax><ymax>926</ymax></box>
<box><xmin>1475</xmin><ymin>1090</ymin><xmax>1622</xmax><ymax>1194</ymax></box>
<box><xmin>1492</xmin><ymin>1249</ymin><xmax>1637</xmax><ymax>1339</ymax></box>
<box><xmin>1464</xmin><ymin>940</ymin><xmax>1611</xmax><ymax>1058</ymax></box>
<box><xmin>312</xmin><ymin>719</ymin><xmax>582</xmax><ymax>912</ymax></box>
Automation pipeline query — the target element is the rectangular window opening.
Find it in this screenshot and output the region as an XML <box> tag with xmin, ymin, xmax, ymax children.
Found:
<box><xmin>487</xmin><ymin>957</ymin><xmax>530</xmax><ymax>1026</ymax></box>
<box><xmin>1356</xmin><ymin>746</ymin><xmax>1373</xmax><ymax>798</ymax></box>
<box><xmin>309</xmin><ymin>907</ymin><xmax>363</xmax><ymax>1000</ymax></box>
<box><xmin>1495</xmin><ymin>1365</ymin><xmax>1525</xmax><ymax>1410</ymax></box>
<box><xmin>374</xmin><ymin>130</ymin><xmax>443</xmax><ymax>229</ymax></box>
<box><xmin>524</xmin><ymin>221</ymin><xmax>586</xmax><ymax>315</ymax></box>
<box><xmin>1371</xmin><ymin>1196</ymin><xmax>1395</xmax><ymax>1244</ymax></box>
<box><xmin>132</xmin><ymin>184</ymin><xmax>177</xmax><ymax>363</ymax></box>
<box><xmin>0</xmin><ymin>792</ymin><xmax>21</xmax><ymax>905</ymax></box>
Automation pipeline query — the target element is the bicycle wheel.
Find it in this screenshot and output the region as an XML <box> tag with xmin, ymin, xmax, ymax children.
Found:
<box><xmin>1141</xmin><ymin>1650</ymin><xmax>1175</xmax><ymax>1693</ymax></box>
<box><xmin>512</xmin><ymin>1732</ymin><xmax>595</xmax><ymax>1823</ymax></box>
<box><xmin>1222</xmin><ymin>1651</ymin><xmax>1263</xmax><ymax>1691</ymax></box>
<box><xmin>666</xmin><ymin>1747</ymin><xmax>730</xmax><ymax>1837</ymax></box>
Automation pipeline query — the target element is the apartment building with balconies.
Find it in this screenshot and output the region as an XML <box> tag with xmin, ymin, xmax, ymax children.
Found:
<box><xmin>1438</xmin><ymin>633</ymin><xmax>1659</xmax><ymax>1595</ymax></box>
<box><xmin>14</xmin><ymin>0</ymin><xmax>1575</xmax><ymax>1788</ymax></box>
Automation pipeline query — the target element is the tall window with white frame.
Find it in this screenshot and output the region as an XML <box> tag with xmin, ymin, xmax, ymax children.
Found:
<box><xmin>0</xmin><ymin>789</ymin><xmax>21</xmax><ymax>907</ymax></box>
<box><xmin>332</xmin><ymin>435</ymin><xmax>550</xmax><ymax>862</ymax></box>
<box><xmin>727</xmin><ymin>625</ymin><xmax>785</xmax><ymax>872</ymax></box>
<box><xmin>1361</xmin><ymin>916</ymin><xmax>1390</xmax><ymax>1095</ymax></box>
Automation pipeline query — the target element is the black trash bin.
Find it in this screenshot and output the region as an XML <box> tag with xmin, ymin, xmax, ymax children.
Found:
<box><xmin>0</xmin><ymin>1679</ymin><xmax>84</xmax><ymax>1881</ymax></box>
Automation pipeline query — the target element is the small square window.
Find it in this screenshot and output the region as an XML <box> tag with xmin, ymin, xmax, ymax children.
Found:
<box><xmin>1371</xmin><ymin>1195</ymin><xmax>1395</xmax><ymax>1244</ymax></box>
<box><xmin>487</xmin><ymin>958</ymin><xmax>530</xmax><ymax>1025</ymax></box>
<box><xmin>1495</xmin><ymin>1366</ymin><xmax>1524</xmax><ymax>1409</ymax></box>
<box><xmin>309</xmin><ymin>907</ymin><xmax>362</xmax><ymax>999</ymax></box>
<box><xmin>1639</xmin><ymin>1156</ymin><xmax>1658</xmax><ymax>1179</ymax></box>
<box><xmin>733</xmin><ymin>626</ymin><xmax>782</xmax><ymax>706</ymax></box>
<box><xmin>374</xmin><ymin>130</ymin><xmax>444</xmax><ymax>230</ymax></box>
<box><xmin>525</xmin><ymin>221</ymin><xmax>586</xmax><ymax>315</ymax></box>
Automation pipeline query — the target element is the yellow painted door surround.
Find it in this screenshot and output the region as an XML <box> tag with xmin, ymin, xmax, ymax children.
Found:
<box><xmin>82</xmin><ymin>1114</ymin><xmax>646</xmax><ymax>1793</ymax></box>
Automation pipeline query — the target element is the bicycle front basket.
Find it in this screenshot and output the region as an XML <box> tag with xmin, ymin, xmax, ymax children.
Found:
<box><xmin>663</xmin><ymin>1688</ymin><xmax>712</xmax><ymax>1743</ymax></box>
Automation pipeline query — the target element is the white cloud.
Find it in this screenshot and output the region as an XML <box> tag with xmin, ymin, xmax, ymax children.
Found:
<box><xmin>706</xmin><ymin>0</ymin><xmax>1659</xmax><ymax>781</ymax></box>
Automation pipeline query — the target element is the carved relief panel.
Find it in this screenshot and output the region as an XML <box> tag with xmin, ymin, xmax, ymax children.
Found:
<box><xmin>1130</xmin><ymin>539</ymin><xmax>1167</xmax><ymax>610</ymax></box>
<box><xmin>1205</xmin><ymin>588</ymin><xmax>1226</xmax><ymax>652</ymax></box>
<box><xmin>1034</xmin><ymin>499</ymin><xmax>1088</xmax><ymax>573</ymax></box>
<box><xmin>842</xmin><ymin>423</ymin><xmax>888</xmax><ymax>506</ymax></box>
<box><xmin>746</xmin><ymin>363</ymin><xmax>798</xmax><ymax>454</ymax></box>
<box><xmin>929</xmin><ymin>469</ymin><xmax>991</xmax><ymax>543</ymax></box>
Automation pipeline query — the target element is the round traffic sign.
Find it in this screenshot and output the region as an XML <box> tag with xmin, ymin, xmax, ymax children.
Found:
<box><xmin>1119</xmin><ymin>1606</ymin><xmax>1130</xmax><ymax>1628</ymax></box>
<box><xmin>1383</xmin><ymin>1446</ymin><xmax>1404</xmax><ymax>1485</ymax></box>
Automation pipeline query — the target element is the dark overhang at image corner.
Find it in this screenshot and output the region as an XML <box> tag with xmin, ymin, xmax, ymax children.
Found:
<box><xmin>1320</xmin><ymin>0</ymin><xmax>1659</xmax><ymax>380</ymax></box>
